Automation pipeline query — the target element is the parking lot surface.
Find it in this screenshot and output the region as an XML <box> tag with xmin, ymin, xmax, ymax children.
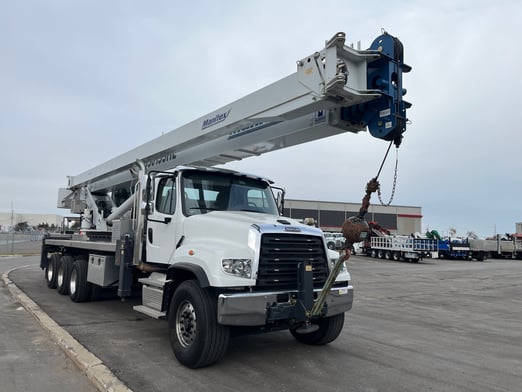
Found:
<box><xmin>1</xmin><ymin>256</ymin><xmax>97</xmax><ymax>392</ymax></box>
<box><xmin>8</xmin><ymin>255</ymin><xmax>522</xmax><ymax>392</ymax></box>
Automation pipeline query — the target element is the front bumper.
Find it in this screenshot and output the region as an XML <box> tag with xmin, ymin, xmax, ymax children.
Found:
<box><xmin>217</xmin><ymin>284</ymin><xmax>353</xmax><ymax>326</ymax></box>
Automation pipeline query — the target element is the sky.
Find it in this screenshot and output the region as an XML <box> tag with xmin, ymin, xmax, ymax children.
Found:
<box><xmin>1</xmin><ymin>0</ymin><xmax>521</xmax><ymax>238</ymax></box>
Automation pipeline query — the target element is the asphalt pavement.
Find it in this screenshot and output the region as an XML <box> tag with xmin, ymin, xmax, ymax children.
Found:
<box><xmin>3</xmin><ymin>243</ymin><xmax>522</xmax><ymax>392</ymax></box>
<box><xmin>0</xmin><ymin>255</ymin><xmax>98</xmax><ymax>392</ymax></box>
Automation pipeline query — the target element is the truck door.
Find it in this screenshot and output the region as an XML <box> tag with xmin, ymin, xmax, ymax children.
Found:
<box><xmin>146</xmin><ymin>174</ymin><xmax>179</xmax><ymax>264</ymax></box>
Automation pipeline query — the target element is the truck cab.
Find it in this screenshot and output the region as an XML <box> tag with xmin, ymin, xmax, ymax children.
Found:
<box><xmin>130</xmin><ymin>166</ymin><xmax>353</xmax><ymax>367</ymax></box>
<box><xmin>144</xmin><ymin>167</ymin><xmax>282</xmax><ymax>265</ymax></box>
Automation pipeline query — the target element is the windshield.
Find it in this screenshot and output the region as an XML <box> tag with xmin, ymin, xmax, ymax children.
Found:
<box><xmin>181</xmin><ymin>170</ymin><xmax>279</xmax><ymax>216</ymax></box>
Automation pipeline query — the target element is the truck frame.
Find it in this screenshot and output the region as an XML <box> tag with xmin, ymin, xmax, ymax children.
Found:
<box><xmin>40</xmin><ymin>31</ymin><xmax>410</xmax><ymax>368</ymax></box>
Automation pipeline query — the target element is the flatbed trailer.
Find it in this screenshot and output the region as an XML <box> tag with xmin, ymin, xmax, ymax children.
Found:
<box><xmin>367</xmin><ymin>236</ymin><xmax>437</xmax><ymax>262</ymax></box>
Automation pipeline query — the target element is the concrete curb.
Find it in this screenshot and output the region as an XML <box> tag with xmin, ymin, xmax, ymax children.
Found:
<box><xmin>2</xmin><ymin>268</ymin><xmax>133</xmax><ymax>392</ymax></box>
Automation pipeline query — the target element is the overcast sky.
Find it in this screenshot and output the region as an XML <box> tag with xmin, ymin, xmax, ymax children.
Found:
<box><xmin>1</xmin><ymin>0</ymin><xmax>521</xmax><ymax>238</ymax></box>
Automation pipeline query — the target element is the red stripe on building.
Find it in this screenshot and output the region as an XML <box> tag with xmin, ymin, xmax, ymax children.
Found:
<box><xmin>397</xmin><ymin>213</ymin><xmax>423</xmax><ymax>218</ymax></box>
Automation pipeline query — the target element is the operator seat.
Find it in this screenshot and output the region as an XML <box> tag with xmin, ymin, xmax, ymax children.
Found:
<box><xmin>215</xmin><ymin>191</ymin><xmax>229</xmax><ymax>210</ymax></box>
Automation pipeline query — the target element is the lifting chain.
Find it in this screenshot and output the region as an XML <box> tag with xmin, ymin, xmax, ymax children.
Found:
<box><xmin>312</xmin><ymin>140</ymin><xmax>400</xmax><ymax>319</ymax></box>
<box><xmin>377</xmin><ymin>145</ymin><xmax>398</xmax><ymax>206</ymax></box>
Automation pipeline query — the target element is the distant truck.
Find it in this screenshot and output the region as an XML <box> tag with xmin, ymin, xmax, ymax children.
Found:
<box><xmin>365</xmin><ymin>235</ymin><xmax>437</xmax><ymax>262</ymax></box>
<box><xmin>469</xmin><ymin>237</ymin><xmax>522</xmax><ymax>260</ymax></box>
<box><xmin>436</xmin><ymin>236</ymin><xmax>522</xmax><ymax>261</ymax></box>
<box><xmin>324</xmin><ymin>232</ymin><xmax>346</xmax><ymax>250</ymax></box>
<box><xmin>324</xmin><ymin>232</ymin><xmax>362</xmax><ymax>254</ymax></box>
<box><xmin>437</xmin><ymin>237</ymin><xmax>472</xmax><ymax>260</ymax></box>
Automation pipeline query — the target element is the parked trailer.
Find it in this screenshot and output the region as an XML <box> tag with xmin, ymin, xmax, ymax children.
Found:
<box><xmin>516</xmin><ymin>240</ymin><xmax>522</xmax><ymax>259</ymax></box>
<box><xmin>472</xmin><ymin>237</ymin><xmax>522</xmax><ymax>260</ymax></box>
<box><xmin>467</xmin><ymin>238</ymin><xmax>517</xmax><ymax>261</ymax></box>
<box><xmin>467</xmin><ymin>239</ymin><xmax>491</xmax><ymax>261</ymax></box>
<box><xmin>367</xmin><ymin>236</ymin><xmax>438</xmax><ymax>262</ymax></box>
<box><xmin>438</xmin><ymin>237</ymin><xmax>522</xmax><ymax>261</ymax></box>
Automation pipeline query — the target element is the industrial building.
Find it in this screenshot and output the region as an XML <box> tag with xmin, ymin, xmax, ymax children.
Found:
<box><xmin>0</xmin><ymin>200</ymin><xmax>423</xmax><ymax>235</ymax></box>
<box><xmin>284</xmin><ymin>199</ymin><xmax>422</xmax><ymax>235</ymax></box>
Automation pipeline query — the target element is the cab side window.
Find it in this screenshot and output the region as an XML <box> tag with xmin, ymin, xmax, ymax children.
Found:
<box><xmin>156</xmin><ymin>177</ymin><xmax>176</xmax><ymax>215</ymax></box>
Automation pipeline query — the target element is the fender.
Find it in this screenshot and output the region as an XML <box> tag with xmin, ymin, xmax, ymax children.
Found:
<box><xmin>163</xmin><ymin>262</ymin><xmax>211</xmax><ymax>314</ymax></box>
<box><xmin>167</xmin><ymin>262</ymin><xmax>210</xmax><ymax>288</ymax></box>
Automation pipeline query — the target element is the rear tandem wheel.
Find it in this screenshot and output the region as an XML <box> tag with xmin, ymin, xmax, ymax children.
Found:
<box><xmin>69</xmin><ymin>258</ymin><xmax>92</xmax><ymax>302</ymax></box>
<box><xmin>45</xmin><ymin>253</ymin><xmax>60</xmax><ymax>289</ymax></box>
<box><xmin>56</xmin><ymin>255</ymin><xmax>74</xmax><ymax>295</ymax></box>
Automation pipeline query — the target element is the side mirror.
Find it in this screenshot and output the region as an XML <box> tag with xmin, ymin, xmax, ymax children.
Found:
<box><xmin>272</xmin><ymin>186</ymin><xmax>285</xmax><ymax>215</ymax></box>
<box><xmin>143</xmin><ymin>173</ymin><xmax>156</xmax><ymax>215</ymax></box>
<box><xmin>141</xmin><ymin>201</ymin><xmax>154</xmax><ymax>215</ymax></box>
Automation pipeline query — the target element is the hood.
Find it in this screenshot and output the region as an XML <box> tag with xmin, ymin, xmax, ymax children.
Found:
<box><xmin>182</xmin><ymin>211</ymin><xmax>323</xmax><ymax>246</ymax></box>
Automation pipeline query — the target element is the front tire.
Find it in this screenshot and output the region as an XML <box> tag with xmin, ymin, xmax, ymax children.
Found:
<box><xmin>168</xmin><ymin>280</ymin><xmax>230</xmax><ymax>368</ymax></box>
<box><xmin>290</xmin><ymin>313</ymin><xmax>345</xmax><ymax>345</ymax></box>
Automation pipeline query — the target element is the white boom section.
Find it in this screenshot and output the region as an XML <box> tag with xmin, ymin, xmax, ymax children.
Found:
<box><xmin>68</xmin><ymin>32</ymin><xmax>383</xmax><ymax>193</ymax></box>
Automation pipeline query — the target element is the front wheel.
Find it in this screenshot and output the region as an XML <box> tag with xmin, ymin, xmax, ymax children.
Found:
<box><xmin>168</xmin><ymin>280</ymin><xmax>230</xmax><ymax>368</ymax></box>
<box><xmin>290</xmin><ymin>313</ymin><xmax>345</xmax><ymax>345</ymax></box>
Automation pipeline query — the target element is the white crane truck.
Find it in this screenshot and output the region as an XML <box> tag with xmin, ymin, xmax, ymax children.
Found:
<box><xmin>40</xmin><ymin>31</ymin><xmax>411</xmax><ymax>368</ymax></box>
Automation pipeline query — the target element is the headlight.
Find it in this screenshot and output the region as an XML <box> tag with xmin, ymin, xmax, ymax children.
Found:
<box><xmin>222</xmin><ymin>258</ymin><xmax>252</xmax><ymax>279</ymax></box>
<box><xmin>330</xmin><ymin>258</ymin><xmax>347</xmax><ymax>274</ymax></box>
<box><xmin>328</xmin><ymin>249</ymin><xmax>348</xmax><ymax>275</ymax></box>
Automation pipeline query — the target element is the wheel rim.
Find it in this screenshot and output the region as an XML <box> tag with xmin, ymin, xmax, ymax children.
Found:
<box><xmin>47</xmin><ymin>262</ymin><xmax>54</xmax><ymax>282</ymax></box>
<box><xmin>70</xmin><ymin>269</ymin><xmax>77</xmax><ymax>295</ymax></box>
<box><xmin>176</xmin><ymin>300</ymin><xmax>197</xmax><ymax>348</ymax></box>
<box><xmin>57</xmin><ymin>265</ymin><xmax>64</xmax><ymax>287</ymax></box>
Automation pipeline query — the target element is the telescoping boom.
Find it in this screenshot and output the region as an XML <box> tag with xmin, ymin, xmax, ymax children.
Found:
<box><xmin>65</xmin><ymin>31</ymin><xmax>410</xmax><ymax>195</ymax></box>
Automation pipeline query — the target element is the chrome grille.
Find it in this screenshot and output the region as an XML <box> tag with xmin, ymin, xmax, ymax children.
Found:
<box><xmin>256</xmin><ymin>233</ymin><xmax>329</xmax><ymax>290</ymax></box>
